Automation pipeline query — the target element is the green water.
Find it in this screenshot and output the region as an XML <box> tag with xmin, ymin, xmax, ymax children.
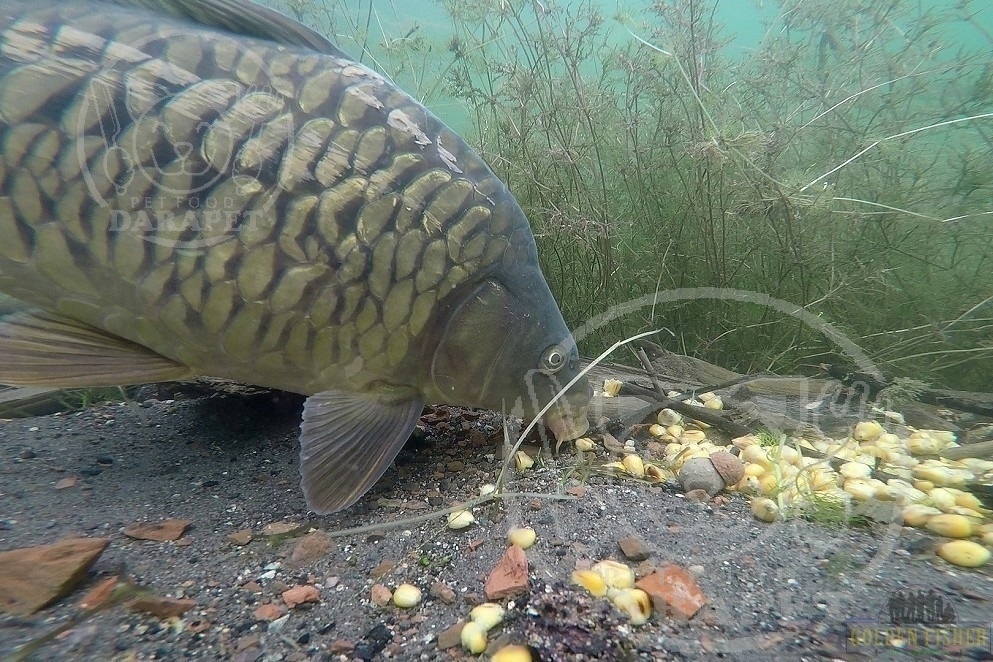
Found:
<box><xmin>292</xmin><ymin>1</ymin><xmax>992</xmax><ymax>129</ymax></box>
<box><xmin>280</xmin><ymin>0</ymin><xmax>993</xmax><ymax>390</ymax></box>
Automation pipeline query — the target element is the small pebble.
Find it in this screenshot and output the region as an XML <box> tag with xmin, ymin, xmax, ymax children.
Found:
<box><xmin>227</xmin><ymin>530</ymin><xmax>253</xmax><ymax>546</ymax></box>
<box><xmin>436</xmin><ymin>622</ymin><xmax>464</xmax><ymax>650</ymax></box>
<box><xmin>370</xmin><ymin>584</ymin><xmax>392</xmax><ymax>607</ymax></box>
<box><xmin>617</xmin><ymin>536</ymin><xmax>650</xmax><ymax>562</ymax></box>
<box><xmin>430</xmin><ymin>581</ymin><xmax>456</xmax><ymax>603</ymax></box>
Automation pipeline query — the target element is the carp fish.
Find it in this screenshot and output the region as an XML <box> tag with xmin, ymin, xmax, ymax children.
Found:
<box><xmin>0</xmin><ymin>0</ymin><xmax>591</xmax><ymax>512</ymax></box>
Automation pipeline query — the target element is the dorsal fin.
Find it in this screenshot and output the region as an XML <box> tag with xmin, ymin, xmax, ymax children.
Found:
<box><xmin>106</xmin><ymin>0</ymin><xmax>350</xmax><ymax>58</ymax></box>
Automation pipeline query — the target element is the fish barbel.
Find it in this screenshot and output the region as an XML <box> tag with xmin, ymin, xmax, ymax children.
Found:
<box><xmin>0</xmin><ymin>0</ymin><xmax>591</xmax><ymax>513</ymax></box>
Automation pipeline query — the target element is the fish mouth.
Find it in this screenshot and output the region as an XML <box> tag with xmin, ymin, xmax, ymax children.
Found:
<box><xmin>524</xmin><ymin>363</ymin><xmax>592</xmax><ymax>447</ymax></box>
<box><xmin>540</xmin><ymin>402</ymin><xmax>591</xmax><ymax>445</ymax></box>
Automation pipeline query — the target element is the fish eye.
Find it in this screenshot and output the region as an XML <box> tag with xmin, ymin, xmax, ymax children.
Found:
<box><xmin>540</xmin><ymin>345</ymin><xmax>567</xmax><ymax>373</ymax></box>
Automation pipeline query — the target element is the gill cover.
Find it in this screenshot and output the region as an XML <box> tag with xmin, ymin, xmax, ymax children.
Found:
<box><xmin>429</xmin><ymin>278</ymin><xmax>587</xmax><ymax>425</ymax></box>
<box><xmin>431</xmin><ymin>280</ymin><xmax>517</xmax><ymax>406</ymax></box>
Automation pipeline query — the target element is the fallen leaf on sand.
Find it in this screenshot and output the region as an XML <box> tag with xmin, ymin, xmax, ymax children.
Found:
<box><xmin>281</xmin><ymin>584</ymin><xmax>320</xmax><ymax>608</ymax></box>
<box><xmin>124</xmin><ymin>519</ymin><xmax>190</xmax><ymax>542</ymax></box>
<box><xmin>484</xmin><ymin>544</ymin><xmax>529</xmax><ymax>600</ymax></box>
<box><xmin>0</xmin><ymin>537</ymin><xmax>109</xmax><ymax>615</ymax></box>
<box><xmin>129</xmin><ymin>596</ymin><xmax>196</xmax><ymax>619</ymax></box>
<box><xmin>636</xmin><ymin>564</ymin><xmax>707</xmax><ymax>620</ymax></box>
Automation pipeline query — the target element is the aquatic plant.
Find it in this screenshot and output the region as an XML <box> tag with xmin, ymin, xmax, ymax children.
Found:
<box><xmin>281</xmin><ymin>0</ymin><xmax>993</xmax><ymax>390</ymax></box>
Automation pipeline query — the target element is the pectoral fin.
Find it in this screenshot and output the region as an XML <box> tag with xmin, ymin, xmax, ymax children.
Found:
<box><xmin>0</xmin><ymin>310</ymin><xmax>193</xmax><ymax>387</ymax></box>
<box><xmin>299</xmin><ymin>389</ymin><xmax>424</xmax><ymax>514</ymax></box>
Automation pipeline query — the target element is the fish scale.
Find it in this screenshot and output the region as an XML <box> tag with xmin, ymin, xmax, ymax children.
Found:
<box><xmin>0</xmin><ymin>15</ymin><xmax>502</xmax><ymax>386</ymax></box>
<box><xmin>0</xmin><ymin>0</ymin><xmax>591</xmax><ymax>514</ymax></box>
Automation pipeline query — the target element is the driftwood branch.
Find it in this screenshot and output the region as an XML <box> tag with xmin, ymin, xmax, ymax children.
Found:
<box><xmin>618</xmin><ymin>381</ymin><xmax>753</xmax><ymax>438</ymax></box>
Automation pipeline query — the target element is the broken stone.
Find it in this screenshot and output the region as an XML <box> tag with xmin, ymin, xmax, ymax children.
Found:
<box><xmin>232</xmin><ymin>647</ymin><xmax>262</xmax><ymax>662</ymax></box>
<box><xmin>484</xmin><ymin>544</ymin><xmax>529</xmax><ymax>600</ymax></box>
<box><xmin>286</xmin><ymin>531</ymin><xmax>333</xmax><ymax>568</ymax></box>
<box><xmin>436</xmin><ymin>621</ymin><xmax>465</xmax><ymax>650</ymax></box>
<box><xmin>370</xmin><ymin>583</ymin><xmax>392</xmax><ymax>607</ymax></box>
<box><xmin>123</xmin><ymin>519</ymin><xmax>190</xmax><ymax>542</ymax></box>
<box><xmin>241</xmin><ymin>581</ymin><xmax>262</xmax><ymax>593</ymax></box>
<box><xmin>129</xmin><ymin>596</ymin><xmax>197</xmax><ymax>619</ymax></box>
<box><xmin>0</xmin><ymin>537</ymin><xmax>109</xmax><ymax>615</ymax></box>
<box><xmin>227</xmin><ymin>529</ymin><xmax>253</xmax><ymax>546</ymax></box>
<box><xmin>54</xmin><ymin>476</ymin><xmax>77</xmax><ymax>490</ymax></box>
<box><xmin>77</xmin><ymin>575</ymin><xmax>120</xmax><ymax>610</ymax></box>
<box><xmin>252</xmin><ymin>603</ymin><xmax>286</xmax><ymax>621</ymax></box>
<box><xmin>429</xmin><ymin>581</ymin><xmax>456</xmax><ymax>604</ymax></box>
<box><xmin>236</xmin><ymin>634</ymin><xmax>261</xmax><ymax>652</ymax></box>
<box><xmin>329</xmin><ymin>639</ymin><xmax>355</xmax><ymax>656</ymax></box>
<box><xmin>617</xmin><ymin>536</ymin><xmax>650</xmax><ymax>562</ymax></box>
<box><xmin>684</xmin><ymin>489</ymin><xmax>711</xmax><ymax>503</ymax></box>
<box><xmin>636</xmin><ymin>564</ymin><xmax>707</xmax><ymax>620</ymax></box>
<box><xmin>369</xmin><ymin>560</ymin><xmax>397</xmax><ymax>579</ymax></box>
<box><xmin>282</xmin><ymin>584</ymin><xmax>320</xmax><ymax>608</ymax></box>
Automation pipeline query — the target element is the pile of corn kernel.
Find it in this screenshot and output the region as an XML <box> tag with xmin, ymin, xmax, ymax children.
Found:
<box><xmin>571</xmin><ymin>560</ymin><xmax>652</xmax><ymax>624</ymax></box>
<box><xmin>596</xmin><ymin>381</ymin><xmax>993</xmax><ymax>568</ymax></box>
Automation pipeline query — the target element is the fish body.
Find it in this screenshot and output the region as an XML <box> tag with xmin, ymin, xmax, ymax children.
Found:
<box><xmin>0</xmin><ymin>0</ymin><xmax>590</xmax><ymax>512</ymax></box>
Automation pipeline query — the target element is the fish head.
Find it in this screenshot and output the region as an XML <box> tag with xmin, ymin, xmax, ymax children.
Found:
<box><xmin>427</xmin><ymin>267</ymin><xmax>591</xmax><ymax>441</ymax></box>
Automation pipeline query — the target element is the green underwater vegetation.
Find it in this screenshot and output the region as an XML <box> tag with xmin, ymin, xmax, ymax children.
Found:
<box><xmin>277</xmin><ymin>0</ymin><xmax>993</xmax><ymax>391</ymax></box>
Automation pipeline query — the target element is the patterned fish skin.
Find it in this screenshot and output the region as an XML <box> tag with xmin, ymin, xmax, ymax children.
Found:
<box><xmin>0</xmin><ymin>0</ymin><xmax>591</xmax><ymax>509</ymax></box>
